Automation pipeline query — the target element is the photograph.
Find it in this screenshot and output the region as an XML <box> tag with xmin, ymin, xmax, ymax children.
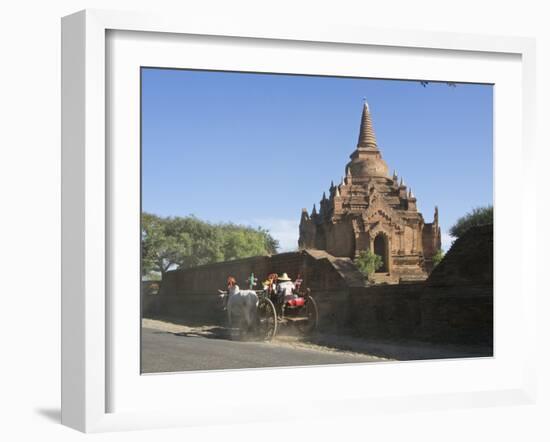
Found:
<box><xmin>140</xmin><ymin>68</ymin><xmax>494</xmax><ymax>374</ymax></box>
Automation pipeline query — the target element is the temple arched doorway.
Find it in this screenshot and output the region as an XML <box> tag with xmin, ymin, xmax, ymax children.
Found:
<box><xmin>373</xmin><ymin>234</ymin><xmax>389</xmax><ymax>273</ymax></box>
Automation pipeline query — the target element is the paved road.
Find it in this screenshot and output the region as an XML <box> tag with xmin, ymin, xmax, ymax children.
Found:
<box><xmin>141</xmin><ymin>327</ymin><xmax>380</xmax><ymax>373</ymax></box>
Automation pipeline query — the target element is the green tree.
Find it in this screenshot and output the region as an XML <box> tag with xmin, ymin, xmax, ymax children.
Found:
<box><xmin>141</xmin><ymin>213</ymin><xmax>279</xmax><ymax>279</ymax></box>
<box><xmin>219</xmin><ymin>223</ymin><xmax>279</xmax><ymax>260</ymax></box>
<box><xmin>354</xmin><ymin>249</ymin><xmax>383</xmax><ymax>279</ymax></box>
<box><xmin>432</xmin><ymin>249</ymin><xmax>445</xmax><ymax>267</ymax></box>
<box><xmin>168</xmin><ymin>215</ymin><xmax>224</xmax><ymax>268</ymax></box>
<box><xmin>141</xmin><ymin>213</ymin><xmax>193</xmax><ymax>279</ymax></box>
<box><xmin>449</xmin><ymin>205</ymin><xmax>493</xmax><ymax>238</ymax></box>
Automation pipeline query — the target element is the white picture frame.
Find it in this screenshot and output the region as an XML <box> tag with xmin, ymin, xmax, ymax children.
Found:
<box><xmin>61</xmin><ymin>9</ymin><xmax>537</xmax><ymax>433</ymax></box>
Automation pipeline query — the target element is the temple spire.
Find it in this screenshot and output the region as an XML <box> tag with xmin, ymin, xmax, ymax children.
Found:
<box><xmin>357</xmin><ymin>101</ymin><xmax>378</xmax><ymax>149</ymax></box>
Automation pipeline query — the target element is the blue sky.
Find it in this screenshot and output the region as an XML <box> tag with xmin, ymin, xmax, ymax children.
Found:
<box><xmin>142</xmin><ymin>68</ymin><xmax>493</xmax><ymax>252</ymax></box>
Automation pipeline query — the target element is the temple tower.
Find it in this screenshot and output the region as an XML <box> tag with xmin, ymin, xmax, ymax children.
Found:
<box><xmin>298</xmin><ymin>102</ymin><xmax>441</xmax><ymax>283</ymax></box>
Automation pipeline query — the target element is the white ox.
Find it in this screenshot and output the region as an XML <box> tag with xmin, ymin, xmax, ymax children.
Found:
<box><xmin>219</xmin><ymin>285</ymin><xmax>259</xmax><ymax>336</ymax></box>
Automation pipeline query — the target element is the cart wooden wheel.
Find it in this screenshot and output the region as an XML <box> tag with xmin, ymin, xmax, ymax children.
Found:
<box><xmin>295</xmin><ymin>295</ymin><xmax>319</xmax><ymax>335</ymax></box>
<box><xmin>257</xmin><ymin>298</ymin><xmax>278</xmax><ymax>341</ymax></box>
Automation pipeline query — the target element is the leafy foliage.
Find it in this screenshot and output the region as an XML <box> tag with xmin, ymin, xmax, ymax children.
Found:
<box><xmin>449</xmin><ymin>205</ymin><xmax>493</xmax><ymax>238</ymax></box>
<box><xmin>432</xmin><ymin>249</ymin><xmax>445</xmax><ymax>267</ymax></box>
<box><xmin>354</xmin><ymin>249</ymin><xmax>383</xmax><ymax>278</ymax></box>
<box><xmin>141</xmin><ymin>213</ymin><xmax>279</xmax><ymax>279</ymax></box>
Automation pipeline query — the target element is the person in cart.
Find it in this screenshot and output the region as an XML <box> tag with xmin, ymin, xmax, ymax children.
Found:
<box><xmin>276</xmin><ymin>273</ymin><xmax>296</xmax><ymax>304</ymax></box>
<box><xmin>262</xmin><ymin>273</ymin><xmax>278</xmax><ymax>298</ymax></box>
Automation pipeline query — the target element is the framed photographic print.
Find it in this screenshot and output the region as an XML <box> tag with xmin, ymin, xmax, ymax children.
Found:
<box><xmin>61</xmin><ymin>9</ymin><xmax>537</xmax><ymax>433</ymax></box>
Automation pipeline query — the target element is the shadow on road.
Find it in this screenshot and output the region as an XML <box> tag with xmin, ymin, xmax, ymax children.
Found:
<box><xmin>174</xmin><ymin>327</ymin><xmax>228</xmax><ymax>340</ymax></box>
<box><xmin>143</xmin><ymin>315</ymin><xmax>492</xmax><ymax>361</ymax></box>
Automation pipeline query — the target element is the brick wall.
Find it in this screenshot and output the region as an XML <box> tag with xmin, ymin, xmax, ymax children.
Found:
<box><xmin>348</xmin><ymin>284</ymin><xmax>493</xmax><ymax>346</ymax></box>
<box><xmin>149</xmin><ymin>282</ymin><xmax>492</xmax><ymax>346</ymax></box>
<box><xmin>159</xmin><ymin>249</ymin><xmax>359</xmax><ymax>297</ymax></box>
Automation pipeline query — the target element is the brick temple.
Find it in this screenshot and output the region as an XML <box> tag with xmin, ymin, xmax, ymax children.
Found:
<box><xmin>299</xmin><ymin>102</ymin><xmax>441</xmax><ymax>283</ymax></box>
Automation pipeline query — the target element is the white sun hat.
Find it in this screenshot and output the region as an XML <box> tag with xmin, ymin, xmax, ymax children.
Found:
<box><xmin>278</xmin><ymin>273</ymin><xmax>292</xmax><ymax>281</ymax></box>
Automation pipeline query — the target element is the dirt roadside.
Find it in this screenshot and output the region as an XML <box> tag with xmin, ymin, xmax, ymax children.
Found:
<box><xmin>142</xmin><ymin>317</ymin><xmax>390</xmax><ymax>360</ymax></box>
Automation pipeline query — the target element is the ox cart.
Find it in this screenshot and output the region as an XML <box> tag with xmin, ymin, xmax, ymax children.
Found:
<box><xmin>220</xmin><ymin>287</ymin><xmax>319</xmax><ymax>341</ymax></box>
<box><xmin>258</xmin><ymin>288</ymin><xmax>319</xmax><ymax>341</ymax></box>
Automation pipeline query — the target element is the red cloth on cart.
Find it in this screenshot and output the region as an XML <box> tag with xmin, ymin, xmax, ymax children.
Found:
<box><xmin>285</xmin><ymin>297</ymin><xmax>305</xmax><ymax>307</ymax></box>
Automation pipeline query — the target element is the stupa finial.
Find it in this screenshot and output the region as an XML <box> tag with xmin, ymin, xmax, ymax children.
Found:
<box><xmin>357</xmin><ymin>100</ymin><xmax>378</xmax><ymax>149</ymax></box>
